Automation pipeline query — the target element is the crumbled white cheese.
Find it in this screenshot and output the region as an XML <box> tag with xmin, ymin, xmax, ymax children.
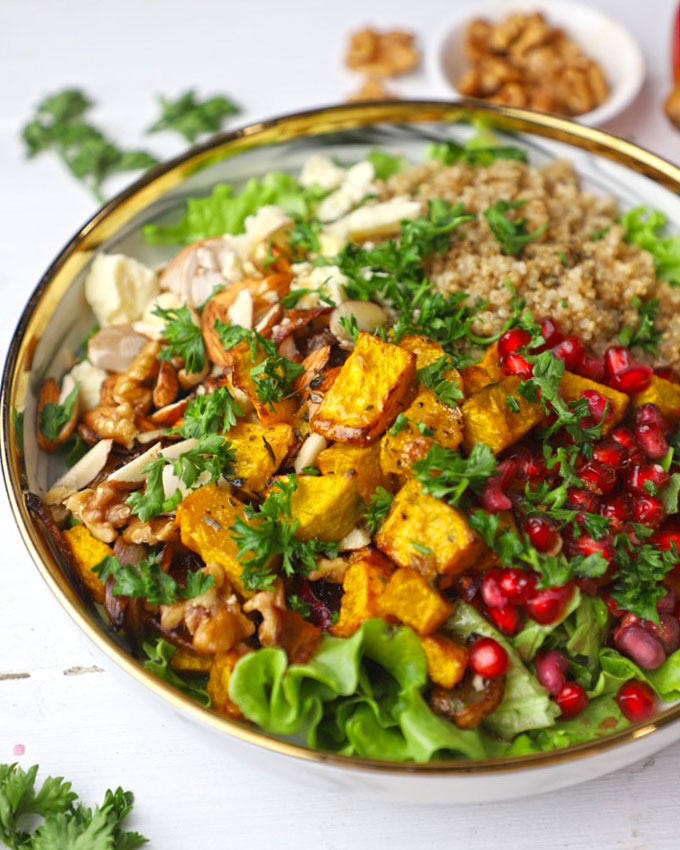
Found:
<box><xmin>84</xmin><ymin>254</ymin><xmax>159</xmax><ymax>326</ymax></box>
<box><xmin>326</xmin><ymin>196</ymin><xmax>422</xmax><ymax>242</ymax></box>
<box><xmin>230</xmin><ymin>205</ymin><xmax>291</xmax><ymax>265</ymax></box>
<box><xmin>63</xmin><ymin>360</ymin><xmax>108</xmax><ymax>411</ymax></box>
<box><xmin>299</xmin><ymin>155</ymin><xmax>346</xmax><ymax>191</ymax></box>
<box><xmin>317</xmin><ymin>161</ymin><xmax>376</xmax><ymax>223</ymax></box>
<box><xmin>290</xmin><ymin>263</ymin><xmax>348</xmax><ymax>309</ymax></box>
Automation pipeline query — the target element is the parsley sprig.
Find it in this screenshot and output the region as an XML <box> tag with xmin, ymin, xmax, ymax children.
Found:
<box><xmin>147</xmin><ymin>89</ymin><xmax>239</xmax><ymax>142</ymax></box>
<box><xmin>214</xmin><ymin>322</ymin><xmax>304</xmax><ymax>409</ymax></box>
<box><xmin>94</xmin><ymin>552</ymin><xmax>214</xmax><ymax>606</ymax></box>
<box><xmin>153</xmin><ymin>304</ymin><xmax>206</xmax><ymax>375</ymax></box>
<box><xmin>610</xmin><ymin>536</ymin><xmax>679</xmax><ymax>623</ymax></box>
<box><xmin>484</xmin><ymin>199</ymin><xmax>546</xmax><ymax>257</ymax></box>
<box><xmin>416</xmin><ymin>355</ymin><xmax>463</xmax><ymax>405</ymax></box>
<box><xmin>362</xmin><ymin>487</ymin><xmax>394</xmax><ymax>534</ymax></box>
<box><xmin>174</xmin><ymin>387</ymin><xmax>243</xmax><ymax>439</ymax></box>
<box><xmin>412</xmin><ymin>443</ymin><xmax>497</xmax><ymax>506</ymax></box>
<box><xmin>617</xmin><ymin>297</ymin><xmax>662</xmax><ymax>354</ymax></box>
<box><xmin>38</xmin><ymin>382</ymin><xmax>80</xmax><ymax>441</ymax></box>
<box><xmin>230</xmin><ymin>476</ymin><xmax>338</xmax><ymax>591</ymax></box>
<box><xmin>0</xmin><ymin>762</ymin><xmax>147</xmax><ymax>849</ymax></box>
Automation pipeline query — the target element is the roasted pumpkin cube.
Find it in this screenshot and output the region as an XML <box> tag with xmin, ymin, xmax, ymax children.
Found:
<box><xmin>228</xmin><ymin>421</ymin><xmax>294</xmax><ymax>495</ymax></box>
<box><xmin>62</xmin><ymin>524</ymin><xmax>111</xmax><ymax>603</ymax></box>
<box><xmin>420</xmin><ymin>634</ymin><xmax>468</xmax><ymax>689</ymax></box>
<box><xmin>398</xmin><ymin>334</ymin><xmax>463</xmax><ymax>393</ymax></box>
<box><xmin>177</xmin><ymin>484</ymin><xmax>253</xmax><ymax>596</ymax></box>
<box><xmin>316</xmin><ymin>441</ymin><xmax>391</xmax><ymax>502</ymax></box>
<box><xmin>632</xmin><ymin>375</ymin><xmax>680</xmax><ymax>421</ymax></box>
<box><xmin>378</xmin><ymin>568</ymin><xmax>453</xmax><ymax>635</ymax></box>
<box><xmin>375</xmin><ymin>479</ymin><xmax>486</xmax><ymax>579</ymax></box>
<box><xmin>461</xmin><ymin>343</ymin><xmax>503</xmax><ymax>396</ymax></box>
<box><xmin>225</xmin><ymin>339</ymin><xmax>297</xmax><ymax>426</ymax></box>
<box><xmin>331</xmin><ymin>548</ymin><xmax>394</xmax><ymax>637</ymax></box>
<box><xmin>207</xmin><ymin>650</ymin><xmax>243</xmax><ymax>718</ymax></box>
<box><xmin>559</xmin><ymin>371</ymin><xmax>629</xmax><ymax>433</ymax></box>
<box><xmin>461</xmin><ymin>375</ymin><xmax>544</xmax><ymax>454</ymax></box>
<box><xmin>170</xmin><ymin>648</ymin><xmax>213</xmax><ymax>674</ymax></box>
<box><xmin>379</xmin><ymin>388</ymin><xmax>463</xmax><ymax>476</ymax></box>
<box><xmin>311</xmin><ymin>332</ymin><xmax>416</xmax><ymax>445</ymax></box>
<box><xmin>269</xmin><ymin>474</ymin><xmax>362</xmax><ymax>542</ymax></box>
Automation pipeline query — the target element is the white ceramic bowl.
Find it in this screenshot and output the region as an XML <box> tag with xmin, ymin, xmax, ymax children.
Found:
<box><xmin>5</xmin><ymin>101</ymin><xmax>680</xmax><ymax>803</ymax></box>
<box><xmin>426</xmin><ymin>1</ymin><xmax>645</xmax><ymax>126</ymax></box>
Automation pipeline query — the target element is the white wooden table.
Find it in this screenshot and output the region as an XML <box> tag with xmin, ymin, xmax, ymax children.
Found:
<box><xmin>1</xmin><ymin>0</ymin><xmax>679</xmax><ymax>846</ymax></box>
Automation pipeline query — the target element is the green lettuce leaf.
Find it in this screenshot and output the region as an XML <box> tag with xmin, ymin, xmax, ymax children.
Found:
<box><xmin>228</xmin><ymin>618</ymin><xmax>487</xmax><ymax>762</ymax></box>
<box><xmin>506</xmin><ymin>695</ymin><xmax>628</xmax><ymax>755</ymax></box>
<box><xmin>512</xmin><ymin>588</ymin><xmax>582</xmax><ymax>661</ymax></box>
<box><xmin>620</xmin><ymin>206</ymin><xmax>680</xmax><ymax>287</ymax></box>
<box><xmin>445</xmin><ymin>602</ymin><xmax>559</xmax><ymax>738</ymax></box>
<box><xmin>143</xmin><ymin>172</ymin><xmax>324</xmax><ymax>244</ymax></box>
<box><xmin>565</xmin><ymin>596</ymin><xmax>610</xmax><ymax>661</ymax></box>
<box><xmin>143</xmin><ymin>638</ymin><xmax>210</xmax><ymax>706</ymax></box>
<box><xmin>366</xmin><ymin>149</ymin><xmax>407</xmax><ymax>180</ymax></box>
<box><xmin>599</xmin><ymin>646</ymin><xmax>680</xmax><ymax>701</ymax></box>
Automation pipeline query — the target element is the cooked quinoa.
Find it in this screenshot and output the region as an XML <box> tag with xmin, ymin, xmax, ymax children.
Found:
<box><xmin>385</xmin><ymin>158</ymin><xmax>680</xmax><ymax>366</ymax></box>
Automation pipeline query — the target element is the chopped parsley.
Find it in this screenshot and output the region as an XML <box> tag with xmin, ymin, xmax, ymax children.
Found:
<box><xmin>362</xmin><ymin>487</ymin><xmax>394</xmax><ymax>534</ymax></box>
<box><xmin>412</xmin><ymin>443</ymin><xmax>497</xmax><ymax>506</ymax></box>
<box><xmin>287</xmin><ymin>594</ymin><xmax>312</xmax><ymax>618</ymax></box>
<box><xmin>93</xmin><ymin>552</ymin><xmax>214</xmax><ymax>606</ymax></box>
<box><xmin>617</xmin><ymin>297</ymin><xmax>662</xmax><ymax>354</ymax></box>
<box><xmin>366</xmin><ymin>148</ymin><xmax>407</xmax><ymax>180</ymax></box>
<box><xmin>416</xmin><ymin>355</ymin><xmax>463</xmax><ymax>405</ymax></box>
<box><xmin>610</xmin><ymin>536</ymin><xmax>679</xmax><ymax>623</ymax></box>
<box><xmin>339</xmin><ymin>313</ymin><xmax>359</xmax><ymax>344</ymax></box>
<box><xmin>38</xmin><ymin>381</ymin><xmax>80</xmax><ymax>441</ymax></box>
<box><xmin>214</xmin><ymin>321</ymin><xmax>304</xmax><ymax>409</ymax></box>
<box><xmin>389</xmin><ymin>412</ymin><xmax>410</xmax><ymax>436</ymax></box>
<box><xmin>230</xmin><ymin>476</ymin><xmax>338</xmax><ymax>591</ymax></box>
<box><xmin>285</xmin><ymin>218</ymin><xmax>322</xmax><ymax>258</ymax></box>
<box><xmin>506</xmin><ymin>395</ymin><xmax>521</xmax><ymax>413</ymax></box>
<box><xmin>174</xmin><ymin>386</ymin><xmax>243</xmax><ymax>439</ymax></box>
<box><xmin>484</xmin><ymin>199</ymin><xmax>546</xmax><ymax>257</ymax></box>
<box><xmin>411</xmin><ymin>541</ymin><xmax>433</xmax><ymax>556</ymax></box>
<box><xmin>590</xmin><ymin>226</ymin><xmax>610</xmax><ymax>241</ymax></box>
<box><xmin>154</xmin><ymin>303</ymin><xmax>206</xmax><ymax>375</ymax></box>
<box><xmin>147</xmin><ymin>89</ymin><xmax>239</xmax><ymax>142</ymax></box>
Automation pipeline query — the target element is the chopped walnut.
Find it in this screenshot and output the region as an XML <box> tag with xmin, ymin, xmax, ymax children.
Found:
<box><xmin>346</xmin><ymin>27</ymin><xmax>420</xmax><ymax>77</ymax></box>
<box><xmin>65</xmin><ymin>480</ymin><xmax>135</xmax><ymax>543</ymax></box>
<box><xmin>112</xmin><ymin>374</ymin><xmax>153</xmax><ymax>416</ymax></box>
<box><xmin>243</xmin><ymin>584</ymin><xmax>286</xmax><ymax>646</ymax></box>
<box><xmin>152</xmin><ymin>360</ymin><xmax>179</xmax><ymax>409</ymax></box>
<box><xmin>127</xmin><ymin>340</ymin><xmax>161</xmax><ymax>383</ymax></box>
<box><xmin>122</xmin><ymin>515</ymin><xmax>178</xmax><ymax>545</ymax></box>
<box><xmin>82</xmin><ymin>402</ymin><xmax>137</xmax><ymax>448</ymax></box>
<box><xmin>348</xmin><ymin>76</ymin><xmax>397</xmax><ymax>102</ymax></box>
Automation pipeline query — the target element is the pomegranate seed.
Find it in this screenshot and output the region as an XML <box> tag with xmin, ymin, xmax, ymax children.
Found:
<box><xmin>495</xmin><ymin>458</ymin><xmax>518</xmax><ymax>488</ymax></box>
<box><xmin>469</xmin><ymin>637</ymin><xmax>508</xmax><ymax>678</ymax></box>
<box><xmin>539</xmin><ymin>317</ymin><xmax>563</xmax><ymax>347</ymax></box>
<box><xmin>611</xmin><ymin>426</ymin><xmax>637</xmax><ymax>451</ymax></box>
<box><xmin>592</xmin><ymin>441</ymin><xmax>627</xmax><ymax>469</ymax></box>
<box><xmin>525</xmin><ymin>583</ymin><xmax>574</xmax><ymax>625</ymax></box>
<box><xmin>555</xmin><ymin>682</ymin><xmax>588</xmax><ymax>719</ymax></box>
<box><xmin>480</xmin><ymin>480</ymin><xmax>512</xmax><ymax>512</ymax></box>
<box><xmin>604</xmin><ymin>345</ymin><xmax>632</xmax><ymax>378</ymax></box>
<box><xmin>655</xmin><ymin>366</ymin><xmax>678</xmax><ymax>382</ymax></box>
<box><xmin>625</xmin><ymin>464</ymin><xmax>670</xmax><ymax>496</ymax></box>
<box><xmin>616</xmin><ymin>680</ymin><xmax>656</xmax><ymax>723</ymax></box>
<box><xmin>575</xmin><ymin>534</ymin><xmax>614</xmax><ymax>563</ymax></box>
<box><xmin>579</xmin><ymin>459</ymin><xmax>617</xmax><ymax>493</ymax></box>
<box><xmin>610</xmin><ymin>365</ymin><xmax>653</xmax><ymax>394</ymax></box>
<box><xmin>657</xmin><ymin>587</ymin><xmax>678</xmax><ymax>613</ymax></box>
<box><xmin>523</xmin><ymin>516</ymin><xmax>560</xmax><ymax>552</ymax></box>
<box><xmin>567</xmin><ymin>487</ymin><xmax>601</xmax><ymax>513</ymax></box>
<box><xmin>602</xmin><ymin>591</ymin><xmax>625</xmax><ymax>617</ymax></box>
<box><xmin>575</xmin><ymin>351</ymin><xmax>605</xmax><ymax>382</ymax></box>
<box><xmin>512</xmin><ymin>447</ymin><xmax>549</xmax><ymax>483</ymax></box>
<box><xmin>481</xmin><ymin>569</ymin><xmax>509</xmax><ymax>609</ymax></box>
<box><xmin>654</xmin><ymin>529</ymin><xmax>680</xmax><ymax>552</ymax></box>
<box><xmin>613</xmin><ymin>624</ymin><xmax>666</xmax><ymax>670</ymax></box>
<box><xmin>635</xmin><ymin>422</ymin><xmax>669</xmax><ymax>459</ymax></box>
<box><xmin>499</xmin><ymin>569</ymin><xmax>537</xmax><ymax>606</ymax></box>
<box><xmin>535</xmin><ymin>650</ymin><xmax>568</xmax><ymax>695</ymax></box>
<box><xmin>500</xmin><ymin>352</ymin><xmax>533</xmax><ymax>378</ymax></box>
<box><xmin>635</xmin><ymin>403</ymin><xmax>669</xmax><ymax>433</ymax></box>
<box><xmin>487</xmin><ymin>604</ymin><xmax>522</xmax><ymax>635</ymax></box>
<box><xmin>551</xmin><ymin>336</ymin><xmax>584</xmax><ymax>371</ymax></box>
<box><xmin>600</xmin><ymin>493</ymin><xmax>633</xmax><ymax>530</ymax></box>
<box><xmin>633</xmin><ymin>495</ymin><xmax>665</xmax><ymax>527</ymax></box>
<box><xmin>498</xmin><ymin>328</ymin><xmax>531</xmax><ymax>358</ymax></box>
<box><xmin>644</xmin><ymin>614</ymin><xmax>680</xmax><ymax>654</ymax></box>
<box><xmin>581</xmin><ymin>389</ymin><xmax>614</xmax><ymax>426</ymax></box>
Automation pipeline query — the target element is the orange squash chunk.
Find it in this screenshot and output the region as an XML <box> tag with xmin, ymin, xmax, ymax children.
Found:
<box><xmin>228</xmin><ymin>421</ymin><xmax>294</xmax><ymax>495</ymax></box>
<box><xmin>62</xmin><ymin>524</ymin><xmax>111</xmax><ymax>603</ymax></box>
<box><xmin>378</xmin><ymin>569</ymin><xmax>453</xmax><ymax>636</ymax></box>
<box><xmin>331</xmin><ymin>549</ymin><xmax>394</xmax><ymax>637</ymax></box>
<box><xmin>316</xmin><ymin>441</ymin><xmax>391</xmax><ymax>502</ymax></box>
<box><xmin>420</xmin><ymin>634</ymin><xmax>468</xmax><ymax>689</ymax></box>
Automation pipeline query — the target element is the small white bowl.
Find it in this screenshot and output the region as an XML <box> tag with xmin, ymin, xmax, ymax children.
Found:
<box><xmin>426</xmin><ymin>0</ymin><xmax>645</xmax><ymax>126</ymax></box>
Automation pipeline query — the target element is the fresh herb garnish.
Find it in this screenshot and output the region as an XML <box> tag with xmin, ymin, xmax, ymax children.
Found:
<box><xmin>21</xmin><ymin>88</ymin><xmax>158</xmax><ymax>200</ymax></box>
<box><xmin>617</xmin><ymin>297</ymin><xmax>662</xmax><ymax>354</ymax></box>
<box><xmin>287</xmin><ymin>594</ymin><xmax>312</xmax><ymax>618</ymax></box>
<box><xmin>286</xmin><ymin>218</ymin><xmax>322</xmax><ymax>258</ymax></box>
<box><xmin>366</xmin><ymin>149</ymin><xmax>407</xmax><ymax>180</ymax></box>
<box><xmin>416</xmin><ymin>355</ymin><xmax>463</xmax><ymax>405</ymax></box>
<box><xmin>412</xmin><ymin>541</ymin><xmax>433</xmax><ymax>555</ymax></box>
<box><xmin>506</xmin><ymin>395</ymin><xmax>521</xmax><ymax>413</ymax></box>
<box><xmin>153</xmin><ymin>303</ymin><xmax>206</xmax><ymax>375</ymax></box>
<box><xmin>590</xmin><ymin>226</ymin><xmax>610</xmax><ymax>241</ymax></box>
<box><xmin>426</xmin><ymin>141</ymin><xmax>528</xmax><ymax>166</ymax></box>
<box><xmin>362</xmin><ymin>487</ymin><xmax>394</xmax><ymax>535</ymax></box>
<box><xmin>214</xmin><ymin>321</ymin><xmax>304</xmax><ymax>409</ymax></box>
<box><xmin>0</xmin><ymin>762</ymin><xmax>147</xmax><ymax>849</ymax></box>
<box><xmin>484</xmin><ymin>199</ymin><xmax>546</xmax><ymax>257</ymax></box>
<box><xmin>230</xmin><ymin>476</ymin><xmax>338</xmax><ymax>591</ymax></box>
<box><xmin>388</xmin><ymin>413</ymin><xmax>410</xmax><ymax>436</ymax></box>
<box><xmin>610</xmin><ymin>536</ymin><xmax>679</xmax><ymax>623</ymax></box>
<box><xmin>147</xmin><ymin>89</ymin><xmax>239</xmax><ymax>142</ymax></box>
<box><xmin>339</xmin><ymin>314</ymin><xmax>359</xmax><ymax>344</ymax></box>
<box><xmin>38</xmin><ymin>382</ymin><xmax>80</xmax><ymax>441</ymax></box>
<box><xmin>93</xmin><ymin>552</ymin><xmax>214</xmax><ymax>605</ymax></box>
<box><xmin>413</xmin><ymin>443</ymin><xmax>497</xmax><ymax>506</ymax></box>
<box><xmin>174</xmin><ymin>386</ymin><xmax>243</xmax><ymax>439</ymax></box>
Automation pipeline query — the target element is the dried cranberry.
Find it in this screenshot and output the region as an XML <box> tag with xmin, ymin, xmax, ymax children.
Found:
<box><xmin>616</xmin><ymin>680</ymin><xmax>656</xmax><ymax>723</ymax></box>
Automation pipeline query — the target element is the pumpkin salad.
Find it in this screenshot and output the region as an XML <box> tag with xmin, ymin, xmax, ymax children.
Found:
<box><xmin>28</xmin><ymin>134</ymin><xmax>680</xmax><ymax>762</ymax></box>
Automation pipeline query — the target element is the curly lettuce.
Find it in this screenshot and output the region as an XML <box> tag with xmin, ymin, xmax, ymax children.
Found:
<box><xmin>620</xmin><ymin>206</ymin><xmax>680</xmax><ymax>286</ymax></box>
<box><xmin>228</xmin><ymin>618</ymin><xmax>486</xmax><ymax>762</ymax></box>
